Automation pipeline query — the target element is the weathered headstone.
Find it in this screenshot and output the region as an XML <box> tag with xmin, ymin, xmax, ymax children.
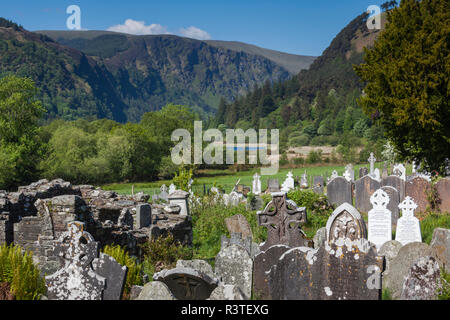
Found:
<box><xmin>300</xmin><ymin>171</ymin><xmax>308</xmax><ymax>189</ymax></box>
<box><xmin>436</xmin><ymin>178</ymin><xmax>450</xmax><ymax>213</ymax></box>
<box><xmin>136</xmin><ymin>204</ymin><xmax>152</xmax><ymax>229</ymax></box>
<box><xmin>380</xmin><ymin>186</ymin><xmax>400</xmax><ymax>227</ymax></box>
<box><xmin>368</xmin><ymin>189</ymin><xmax>392</xmax><ymax>250</ymax></box>
<box><xmin>215</xmin><ymin>244</ymin><xmax>253</xmax><ymax>300</ymax></box>
<box><xmin>136</xmin><ymin>281</ymin><xmax>176</xmax><ymax>300</ymax></box>
<box><xmin>253</xmin><ymin>245</ymin><xmax>291</xmax><ymax>300</ymax></box>
<box><xmin>176</xmin><ymin>260</ymin><xmax>215</xmax><ymax>280</ymax></box>
<box><xmin>221</xmin><ymin>233</ymin><xmax>260</xmax><ymax>259</ymax></box>
<box><xmin>405</xmin><ymin>176</ymin><xmax>431</xmax><ymax>213</ymax></box>
<box><xmin>382</xmin><ymin>175</ymin><xmax>405</xmax><ymax>203</ymax></box>
<box><xmin>395</xmin><ymin>197</ymin><xmax>422</xmax><ymax>246</ymax></box>
<box><xmin>378</xmin><ymin>240</ymin><xmax>403</xmax><ymax>271</ymax></box>
<box><xmin>224</xmin><ymin>214</ymin><xmax>253</xmax><ymax>241</ymax></box>
<box><xmin>359</xmin><ymin>167</ymin><xmax>369</xmax><ymax>179</ymax></box>
<box><xmin>92</xmin><ymin>253</ymin><xmax>128</xmax><ymax>300</ymax></box>
<box><xmin>209</xmin><ymin>284</ymin><xmax>245</xmax><ymax>300</ymax></box>
<box><xmin>313</xmin><ymin>227</ymin><xmax>327</xmax><ymax>249</ymax></box>
<box><xmin>153</xmin><ymin>267</ymin><xmax>219</xmax><ymax>300</ymax></box>
<box><xmin>326</xmin><ymin>202</ymin><xmax>368</xmax><ymax>243</ymax></box>
<box><xmin>229</xmin><ymin>192</ymin><xmax>240</xmax><ymax>207</ymax></box>
<box><xmin>382</xmin><ymin>163</ymin><xmax>389</xmax><ymax>180</ymax></box>
<box><xmin>252</xmin><ymin>173</ymin><xmax>262</xmax><ymax>195</ymax></box>
<box><xmin>326</xmin><ymin>177</ymin><xmax>352</xmax><ymax>207</ymax></box>
<box><xmin>430</xmin><ymin>228</ymin><xmax>450</xmax><ymax>273</ymax></box>
<box><xmin>46</xmin><ymin>222</ymin><xmax>106</xmax><ymax>300</ymax></box>
<box><xmin>267</xmin><ymin>179</ymin><xmax>280</xmax><ymax>193</ymax></box>
<box><xmin>400</xmin><ymin>256</ymin><xmax>441</xmax><ymax>300</ymax></box>
<box><xmin>355</xmin><ymin>175</ymin><xmax>381</xmax><ymax>213</ymax></box>
<box><xmin>168</xmin><ymin>190</ymin><xmax>190</xmax><ymax>216</ymax></box>
<box><xmin>392</xmin><ymin>163</ymin><xmax>406</xmax><ymax>181</ymax></box>
<box><xmin>368</xmin><ymin>153</ymin><xmax>376</xmax><ymax>175</ymax></box>
<box><xmin>312</xmin><ymin>176</ymin><xmax>324</xmax><ymax>194</ymax></box>
<box><xmin>257</xmin><ymin>193</ymin><xmax>308</xmax><ymax>251</ymax></box>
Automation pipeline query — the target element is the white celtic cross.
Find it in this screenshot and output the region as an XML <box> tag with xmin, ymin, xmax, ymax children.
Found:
<box><xmin>368</xmin><ymin>153</ymin><xmax>376</xmax><ymax>174</ymax></box>
<box><xmin>399</xmin><ymin>196</ymin><xmax>418</xmax><ymax>218</ymax></box>
<box><xmin>370</xmin><ymin>189</ymin><xmax>390</xmax><ymax>211</ymax></box>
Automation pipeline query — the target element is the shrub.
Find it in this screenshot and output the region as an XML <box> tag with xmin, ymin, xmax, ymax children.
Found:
<box><xmin>0</xmin><ymin>244</ymin><xmax>46</xmax><ymax>300</ymax></box>
<box><xmin>437</xmin><ymin>269</ymin><xmax>450</xmax><ymax>300</ymax></box>
<box><xmin>306</xmin><ymin>150</ymin><xmax>323</xmax><ymax>164</ymax></box>
<box><xmin>141</xmin><ymin>234</ymin><xmax>193</xmax><ymax>279</ymax></box>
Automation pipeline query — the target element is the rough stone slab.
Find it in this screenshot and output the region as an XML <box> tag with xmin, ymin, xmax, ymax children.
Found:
<box><xmin>136</xmin><ymin>281</ymin><xmax>176</xmax><ymax>300</ymax></box>
<box><xmin>436</xmin><ymin>178</ymin><xmax>450</xmax><ymax>213</ymax></box>
<box><xmin>430</xmin><ymin>228</ymin><xmax>450</xmax><ymax>273</ymax></box>
<box><xmin>400</xmin><ymin>256</ymin><xmax>441</xmax><ymax>300</ymax></box>
<box><xmin>208</xmin><ymin>284</ymin><xmax>246</xmax><ymax>300</ymax></box>
<box><xmin>225</xmin><ymin>214</ymin><xmax>253</xmax><ymax>240</ymax></box>
<box><xmin>313</xmin><ymin>227</ymin><xmax>327</xmax><ymax>249</ymax></box>
<box><xmin>92</xmin><ymin>253</ymin><xmax>128</xmax><ymax>300</ymax></box>
<box><xmin>215</xmin><ymin>244</ymin><xmax>253</xmax><ymax>300</ymax></box>
<box><xmin>405</xmin><ymin>177</ymin><xmax>431</xmax><ymax>213</ymax></box>
<box><xmin>176</xmin><ymin>260</ymin><xmax>215</xmax><ymax>280</ymax></box>
<box><xmin>136</xmin><ymin>204</ymin><xmax>152</xmax><ymax>229</ymax></box>
<box><xmin>378</xmin><ymin>240</ymin><xmax>403</xmax><ymax>272</ymax></box>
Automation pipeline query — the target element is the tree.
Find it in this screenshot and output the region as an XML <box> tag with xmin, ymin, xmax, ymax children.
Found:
<box><xmin>0</xmin><ymin>76</ymin><xmax>46</xmax><ymax>189</ymax></box>
<box><xmin>381</xmin><ymin>1</ymin><xmax>398</xmax><ymax>11</ymax></box>
<box><xmin>354</xmin><ymin>0</ymin><xmax>449</xmax><ymax>172</ymax></box>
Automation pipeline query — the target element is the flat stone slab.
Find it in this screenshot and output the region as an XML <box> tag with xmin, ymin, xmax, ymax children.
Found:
<box><xmin>92</xmin><ymin>253</ymin><xmax>128</xmax><ymax>300</ymax></box>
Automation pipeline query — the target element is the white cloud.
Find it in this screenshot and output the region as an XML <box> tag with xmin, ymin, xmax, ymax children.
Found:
<box><xmin>107</xmin><ymin>19</ymin><xmax>171</xmax><ymax>35</ymax></box>
<box><xmin>179</xmin><ymin>26</ymin><xmax>211</xmax><ymax>40</ymax></box>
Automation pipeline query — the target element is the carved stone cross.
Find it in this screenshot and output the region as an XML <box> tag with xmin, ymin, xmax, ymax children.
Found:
<box><xmin>399</xmin><ymin>196</ymin><xmax>418</xmax><ymax>218</ymax></box>
<box><xmin>257</xmin><ymin>193</ymin><xmax>308</xmax><ymax>251</ymax></box>
<box><xmin>368</xmin><ymin>153</ymin><xmax>376</xmax><ymax>175</ymax></box>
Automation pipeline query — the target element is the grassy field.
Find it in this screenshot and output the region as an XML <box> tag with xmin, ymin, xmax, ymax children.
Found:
<box><xmin>102</xmin><ymin>163</ymin><xmax>413</xmax><ymax>196</ymax></box>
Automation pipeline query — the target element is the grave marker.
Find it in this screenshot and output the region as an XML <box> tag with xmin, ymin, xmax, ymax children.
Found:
<box><xmin>368</xmin><ymin>189</ymin><xmax>392</xmax><ymax>250</ymax></box>
<box><xmin>395</xmin><ymin>197</ymin><xmax>422</xmax><ymax>246</ymax></box>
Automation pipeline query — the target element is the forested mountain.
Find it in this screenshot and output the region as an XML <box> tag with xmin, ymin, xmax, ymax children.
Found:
<box><xmin>215</xmin><ymin>11</ymin><xmax>387</xmax><ymax>150</ymax></box>
<box><xmin>0</xmin><ymin>20</ymin><xmax>315</xmax><ymax>123</ymax></box>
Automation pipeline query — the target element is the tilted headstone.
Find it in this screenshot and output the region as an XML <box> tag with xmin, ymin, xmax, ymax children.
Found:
<box><xmin>401</xmin><ymin>256</ymin><xmax>441</xmax><ymax>300</ymax></box>
<box><xmin>215</xmin><ymin>244</ymin><xmax>253</xmax><ymax>300</ymax></box>
<box><xmin>281</xmin><ymin>172</ymin><xmax>295</xmax><ymax>193</ymax></box>
<box><xmin>395</xmin><ymin>196</ymin><xmax>422</xmax><ymax>246</ymax></box>
<box><xmin>380</xmin><ymin>186</ymin><xmax>400</xmax><ymax>227</ymax></box>
<box><xmin>225</xmin><ymin>214</ymin><xmax>253</xmax><ymax>240</ymax></box>
<box><xmin>355</xmin><ymin>175</ymin><xmax>381</xmax><ymax>213</ymax></box>
<box><xmin>92</xmin><ymin>253</ymin><xmax>128</xmax><ymax>300</ymax></box>
<box><xmin>153</xmin><ymin>267</ymin><xmax>219</xmax><ymax>300</ymax></box>
<box><xmin>267</xmin><ymin>179</ymin><xmax>280</xmax><ymax>193</ymax></box>
<box><xmin>136</xmin><ymin>204</ymin><xmax>152</xmax><ymax>229</ymax></box>
<box><xmin>326</xmin><ymin>177</ymin><xmax>352</xmax><ymax>207</ymax></box>
<box><xmin>252</xmin><ymin>173</ymin><xmax>262</xmax><ymax>195</ymax></box>
<box><xmin>252</xmin><ymin>245</ymin><xmax>291</xmax><ymax>300</ymax></box>
<box><xmin>359</xmin><ymin>167</ymin><xmax>369</xmax><ymax>179</ymax></box>
<box><xmin>436</xmin><ymin>178</ymin><xmax>450</xmax><ymax>213</ymax></box>
<box><xmin>46</xmin><ymin>222</ymin><xmax>106</xmax><ymax>300</ymax></box>
<box><xmin>405</xmin><ymin>176</ymin><xmax>431</xmax><ymax>213</ymax></box>
<box><xmin>257</xmin><ymin>193</ymin><xmax>308</xmax><ymax>251</ymax></box>
<box><xmin>168</xmin><ymin>190</ymin><xmax>190</xmax><ymax>216</ymax></box>
<box><xmin>368</xmin><ymin>189</ymin><xmax>392</xmax><ymax>250</ymax></box>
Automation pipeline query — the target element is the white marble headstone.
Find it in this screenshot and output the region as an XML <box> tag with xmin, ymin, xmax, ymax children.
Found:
<box><xmin>368</xmin><ymin>189</ymin><xmax>392</xmax><ymax>250</ymax></box>
<box><xmin>395</xmin><ymin>196</ymin><xmax>422</xmax><ymax>246</ymax></box>
<box><xmin>169</xmin><ymin>184</ymin><xmax>177</xmax><ymax>195</ymax></box>
<box><xmin>393</xmin><ymin>163</ymin><xmax>406</xmax><ymax>181</ymax></box>
<box><xmin>281</xmin><ymin>171</ymin><xmax>295</xmax><ymax>192</ymax></box>
<box><xmin>252</xmin><ymin>173</ymin><xmax>262</xmax><ymax>195</ymax></box>
<box><xmin>368</xmin><ymin>153</ymin><xmax>376</xmax><ymax>175</ymax></box>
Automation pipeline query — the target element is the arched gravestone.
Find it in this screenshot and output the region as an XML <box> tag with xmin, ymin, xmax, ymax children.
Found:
<box><xmin>436</xmin><ymin>178</ymin><xmax>450</xmax><ymax>213</ymax></box>
<box><xmin>268</xmin><ymin>203</ymin><xmax>382</xmax><ymax>300</ymax></box>
<box><xmin>382</xmin><ymin>175</ymin><xmax>405</xmax><ymax>202</ymax></box>
<box><xmin>326</xmin><ymin>177</ymin><xmax>352</xmax><ymax>207</ymax></box>
<box><xmin>395</xmin><ymin>196</ymin><xmax>422</xmax><ymax>246</ymax></box>
<box><xmin>257</xmin><ymin>192</ymin><xmax>308</xmax><ymax>252</ymax></box>
<box><xmin>355</xmin><ymin>175</ymin><xmax>381</xmax><ymax>213</ymax></box>
<box><xmin>380</xmin><ymin>186</ymin><xmax>400</xmax><ymax>227</ymax></box>
<box><xmin>405</xmin><ymin>176</ymin><xmax>431</xmax><ymax>213</ymax></box>
<box><xmin>368</xmin><ymin>189</ymin><xmax>392</xmax><ymax>250</ymax></box>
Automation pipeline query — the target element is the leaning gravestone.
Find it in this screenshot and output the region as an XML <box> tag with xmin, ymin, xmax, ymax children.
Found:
<box><xmin>268</xmin><ymin>203</ymin><xmax>382</xmax><ymax>300</ymax></box>
<box><xmin>153</xmin><ymin>267</ymin><xmax>219</xmax><ymax>300</ymax></box>
<box><xmin>395</xmin><ymin>197</ymin><xmax>422</xmax><ymax>246</ymax></box>
<box><xmin>405</xmin><ymin>176</ymin><xmax>431</xmax><ymax>213</ymax></box>
<box><xmin>253</xmin><ymin>245</ymin><xmax>291</xmax><ymax>300</ymax></box>
<box><xmin>257</xmin><ymin>192</ymin><xmax>308</xmax><ymax>251</ymax></box>
<box><xmin>382</xmin><ymin>175</ymin><xmax>405</xmax><ymax>203</ymax></box>
<box><xmin>326</xmin><ymin>176</ymin><xmax>352</xmax><ymax>207</ymax></box>
<box><xmin>135</xmin><ymin>204</ymin><xmax>152</xmax><ymax>229</ymax></box>
<box><xmin>215</xmin><ymin>244</ymin><xmax>253</xmax><ymax>300</ymax></box>
<box><xmin>313</xmin><ymin>227</ymin><xmax>327</xmax><ymax>249</ymax></box>
<box><xmin>46</xmin><ymin>222</ymin><xmax>106</xmax><ymax>300</ymax></box>
<box><xmin>380</xmin><ymin>186</ymin><xmax>400</xmax><ymax>227</ymax></box>
<box><xmin>436</xmin><ymin>178</ymin><xmax>450</xmax><ymax>213</ymax></box>
<box><xmin>92</xmin><ymin>253</ymin><xmax>128</xmax><ymax>300</ymax></box>
<box><xmin>355</xmin><ymin>175</ymin><xmax>381</xmax><ymax>213</ymax></box>
<box><xmin>368</xmin><ymin>189</ymin><xmax>392</xmax><ymax>250</ymax></box>
<box><xmin>400</xmin><ymin>256</ymin><xmax>441</xmax><ymax>300</ymax></box>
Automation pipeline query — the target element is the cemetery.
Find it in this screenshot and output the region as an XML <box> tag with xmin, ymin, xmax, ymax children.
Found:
<box><xmin>0</xmin><ymin>154</ymin><xmax>449</xmax><ymax>301</ymax></box>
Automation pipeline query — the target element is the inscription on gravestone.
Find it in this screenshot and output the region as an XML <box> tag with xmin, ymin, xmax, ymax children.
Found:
<box><xmin>395</xmin><ymin>197</ymin><xmax>422</xmax><ymax>246</ymax></box>
<box><xmin>368</xmin><ymin>189</ymin><xmax>392</xmax><ymax>250</ymax></box>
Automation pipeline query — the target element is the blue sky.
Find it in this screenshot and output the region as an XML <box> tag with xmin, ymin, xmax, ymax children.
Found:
<box><xmin>1</xmin><ymin>0</ymin><xmax>388</xmax><ymax>56</ymax></box>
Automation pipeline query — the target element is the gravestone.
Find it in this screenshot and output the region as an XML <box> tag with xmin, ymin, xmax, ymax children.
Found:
<box><xmin>380</xmin><ymin>186</ymin><xmax>400</xmax><ymax>227</ymax></box>
<box><xmin>215</xmin><ymin>244</ymin><xmax>253</xmax><ymax>300</ymax></box>
<box><xmin>382</xmin><ymin>163</ymin><xmax>389</xmax><ymax>180</ymax></box>
<box><xmin>373</xmin><ymin>168</ymin><xmax>381</xmax><ymax>181</ymax></box>
<box><xmin>229</xmin><ymin>192</ymin><xmax>240</xmax><ymax>207</ymax></box>
<box><xmin>392</xmin><ymin>163</ymin><xmax>406</xmax><ymax>181</ymax></box>
<box><xmin>405</xmin><ymin>176</ymin><xmax>431</xmax><ymax>213</ymax></box>
<box><xmin>400</xmin><ymin>256</ymin><xmax>441</xmax><ymax>300</ymax></box>
<box><xmin>326</xmin><ymin>177</ymin><xmax>352</xmax><ymax>207</ymax></box>
<box><xmin>382</xmin><ymin>175</ymin><xmax>405</xmax><ymax>202</ymax></box>
<box><xmin>257</xmin><ymin>193</ymin><xmax>308</xmax><ymax>251</ymax></box>
<box><xmin>300</xmin><ymin>171</ymin><xmax>308</xmax><ymax>189</ymax></box>
<box><xmin>359</xmin><ymin>167</ymin><xmax>369</xmax><ymax>179</ymax></box>
<box><xmin>222</xmin><ymin>194</ymin><xmax>230</xmax><ymax>206</ymax></box>
<box><xmin>436</xmin><ymin>178</ymin><xmax>450</xmax><ymax>213</ymax></box>
<box><xmin>252</xmin><ymin>173</ymin><xmax>262</xmax><ymax>195</ymax></box>
<box><xmin>268</xmin><ymin>203</ymin><xmax>382</xmax><ymax>300</ymax></box>
<box><xmin>312</xmin><ymin>176</ymin><xmax>324</xmax><ymax>194</ymax></box>
<box><xmin>253</xmin><ymin>245</ymin><xmax>291</xmax><ymax>300</ymax></box>
<box><xmin>378</xmin><ymin>240</ymin><xmax>403</xmax><ymax>271</ymax></box>
<box><xmin>345</xmin><ymin>164</ymin><xmax>355</xmax><ymax>182</ymax></box>
<box><xmin>368</xmin><ymin>153</ymin><xmax>376</xmax><ymax>175</ymax></box>
<box><xmin>168</xmin><ymin>190</ymin><xmax>190</xmax><ymax>216</ymax></box>
<box><xmin>267</xmin><ymin>179</ymin><xmax>280</xmax><ymax>193</ymax></box>
<box><xmin>281</xmin><ymin>172</ymin><xmax>295</xmax><ymax>193</ymax></box>
<box><xmin>224</xmin><ymin>214</ymin><xmax>253</xmax><ymax>240</ymax></box>
<box><xmin>176</xmin><ymin>260</ymin><xmax>215</xmax><ymax>280</ymax></box>
<box><xmin>92</xmin><ymin>253</ymin><xmax>128</xmax><ymax>300</ymax></box>
<box><xmin>209</xmin><ymin>284</ymin><xmax>245</xmax><ymax>300</ymax></box>
<box><xmin>136</xmin><ymin>204</ymin><xmax>152</xmax><ymax>229</ymax></box>
<box><xmin>136</xmin><ymin>281</ymin><xmax>176</xmax><ymax>300</ymax></box>
<box><xmin>169</xmin><ymin>184</ymin><xmax>177</xmax><ymax>195</ymax></box>
<box><xmin>153</xmin><ymin>267</ymin><xmax>219</xmax><ymax>300</ymax></box>
<box><xmin>221</xmin><ymin>233</ymin><xmax>259</xmax><ymax>259</ymax></box>
<box><xmin>46</xmin><ymin>222</ymin><xmax>106</xmax><ymax>300</ymax></box>
<box><xmin>159</xmin><ymin>185</ymin><xmax>169</xmax><ymax>202</ymax></box>
<box><xmin>313</xmin><ymin>227</ymin><xmax>327</xmax><ymax>249</ymax></box>
<box><xmin>368</xmin><ymin>189</ymin><xmax>392</xmax><ymax>250</ymax></box>
<box><xmin>430</xmin><ymin>228</ymin><xmax>450</xmax><ymax>273</ymax></box>
<box><xmin>395</xmin><ymin>196</ymin><xmax>422</xmax><ymax>246</ymax></box>
<box><xmin>355</xmin><ymin>175</ymin><xmax>381</xmax><ymax>213</ymax></box>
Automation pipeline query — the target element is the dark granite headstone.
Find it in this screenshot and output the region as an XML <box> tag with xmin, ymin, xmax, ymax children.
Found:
<box><xmin>257</xmin><ymin>193</ymin><xmax>308</xmax><ymax>251</ymax></box>
<box><xmin>355</xmin><ymin>175</ymin><xmax>381</xmax><ymax>213</ymax></box>
<box><xmin>405</xmin><ymin>176</ymin><xmax>431</xmax><ymax>213</ymax></box>
<box><xmin>382</xmin><ymin>175</ymin><xmax>405</xmax><ymax>202</ymax></box>
<box><xmin>136</xmin><ymin>204</ymin><xmax>152</xmax><ymax>229</ymax></box>
<box><xmin>92</xmin><ymin>253</ymin><xmax>128</xmax><ymax>300</ymax></box>
<box><xmin>380</xmin><ymin>186</ymin><xmax>400</xmax><ymax>227</ymax></box>
<box><xmin>326</xmin><ymin>177</ymin><xmax>352</xmax><ymax>207</ymax></box>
